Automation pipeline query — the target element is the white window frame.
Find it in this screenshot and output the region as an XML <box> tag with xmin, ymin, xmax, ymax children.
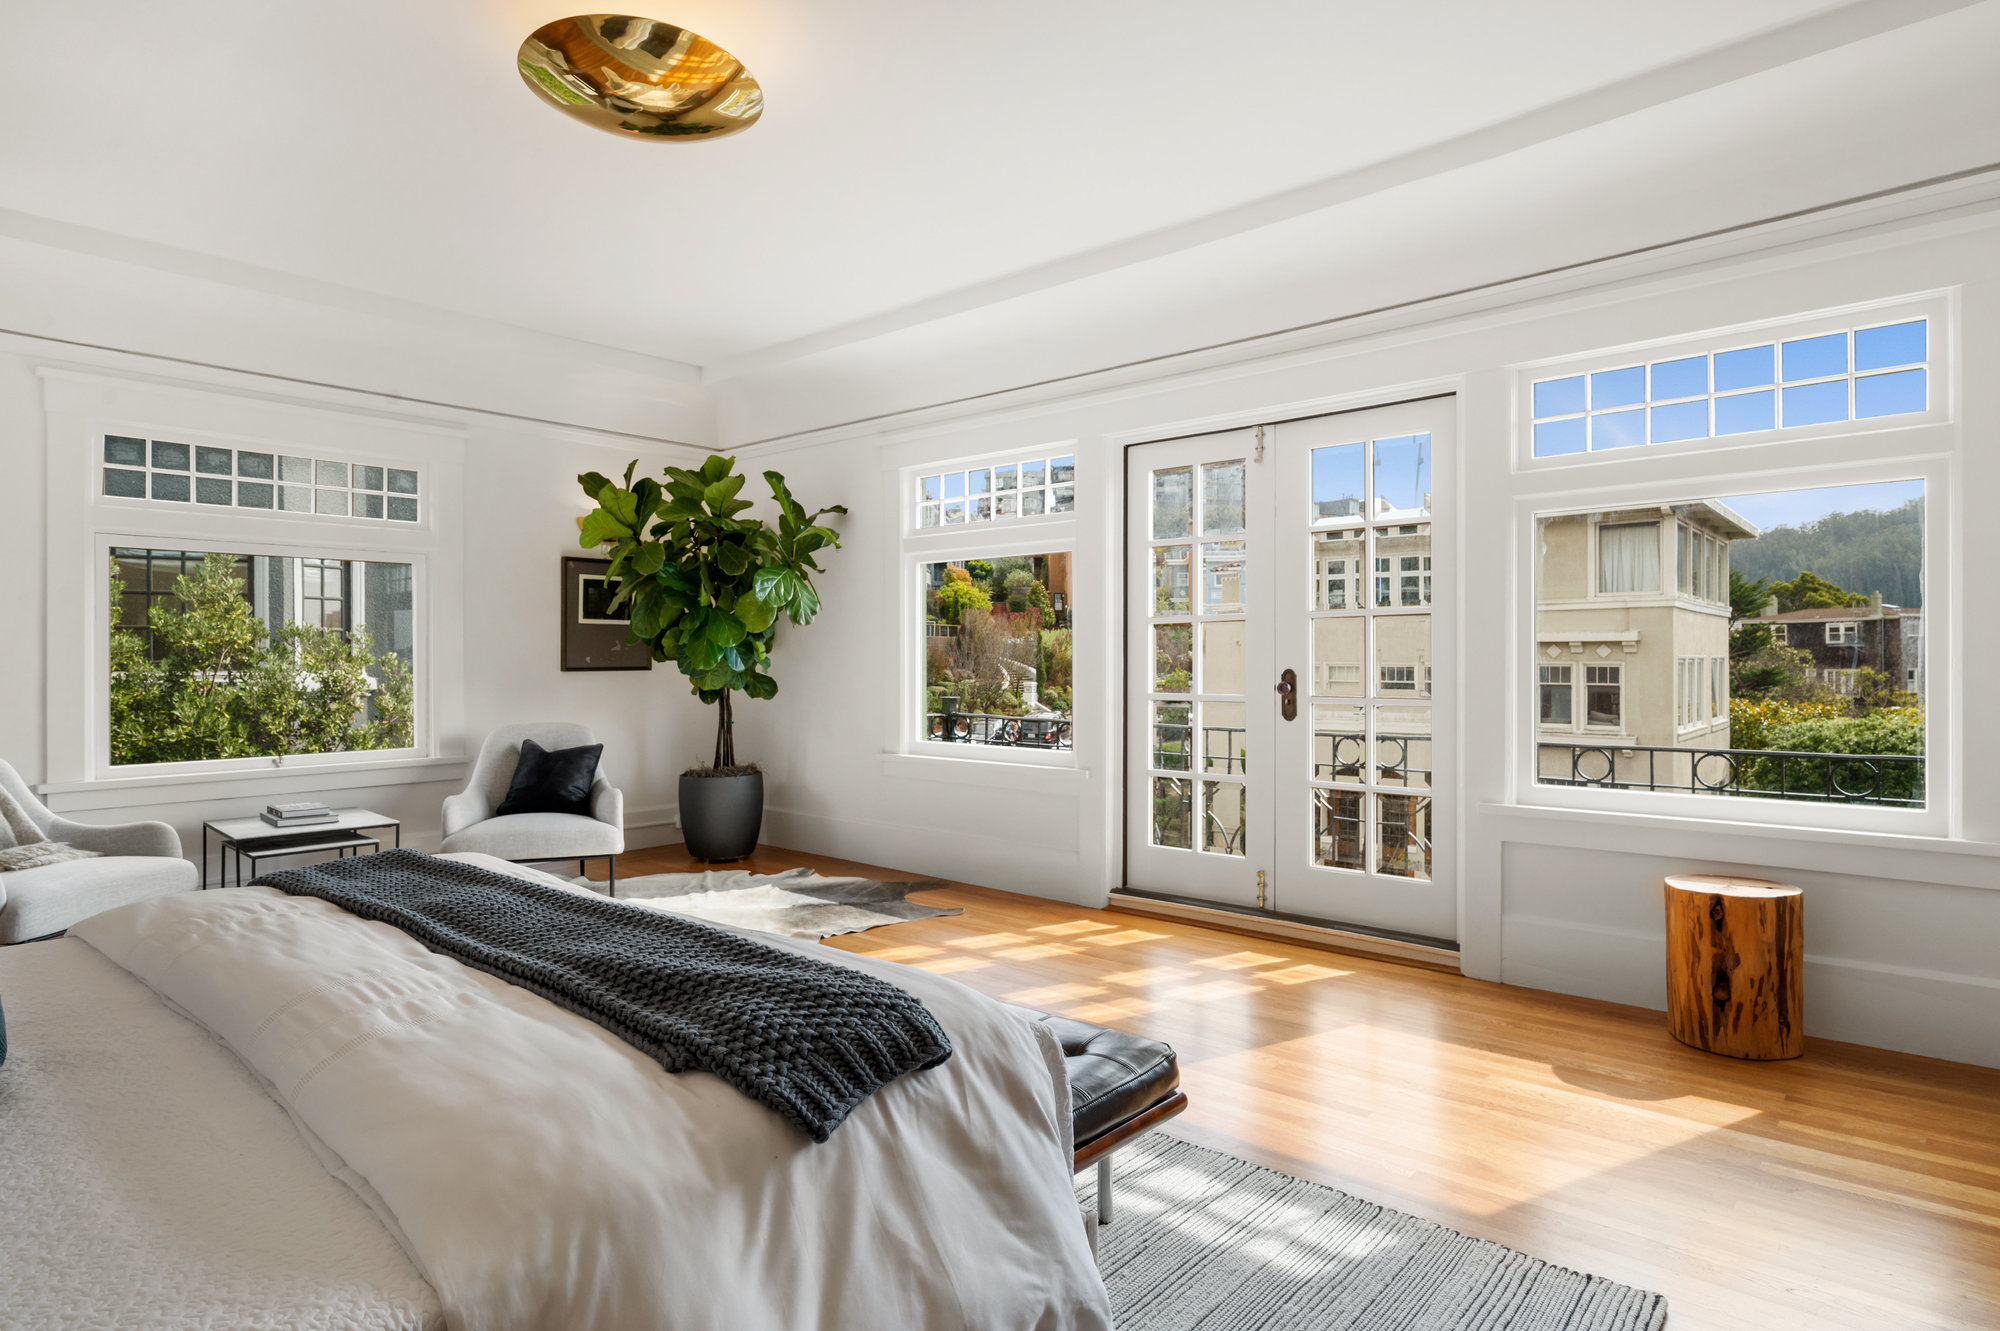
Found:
<box><xmin>1825</xmin><ymin>621</ymin><xmax>1860</xmax><ymax>645</ymax></box>
<box><xmin>894</xmin><ymin>446</ymin><xmax>1082</xmax><ymax>772</ymax></box>
<box><xmin>1517</xmin><ymin>293</ymin><xmax>1949</xmax><ymax>471</ymax></box>
<box><xmin>1517</xmin><ymin>451</ymin><xmax>1948</xmax><ymax>836</ymax></box>
<box><xmin>1772</xmin><ymin>622</ymin><xmax>1789</xmax><ymax>643</ymax></box>
<box><xmin>40</xmin><ymin>370</ymin><xmax>467</xmax><ymax>808</ymax></box>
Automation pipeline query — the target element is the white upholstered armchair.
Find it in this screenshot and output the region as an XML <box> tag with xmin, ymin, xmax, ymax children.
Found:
<box><xmin>0</xmin><ymin>760</ymin><xmax>198</xmax><ymax>943</ymax></box>
<box><xmin>439</xmin><ymin>723</ymin><xmax>625</xmax><ymax>893</ymax></box>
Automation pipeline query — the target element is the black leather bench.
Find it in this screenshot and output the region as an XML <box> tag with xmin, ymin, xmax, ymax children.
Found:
<box><xmin>1035</xmin><ymin>1012</ymin><xmax>1187</xmax><ymax>1225</ymax></box>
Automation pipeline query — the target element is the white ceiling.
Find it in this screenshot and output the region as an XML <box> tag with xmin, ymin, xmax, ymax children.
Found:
<box><xmin>9</xmin><ymin>0</ymin><xmax>1958</xmax><ymax>383</ymax></box>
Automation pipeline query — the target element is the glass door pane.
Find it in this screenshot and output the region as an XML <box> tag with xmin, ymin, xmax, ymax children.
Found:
<box><xmin>1125</xmin><ymin>428</ymin><xmax>1272</xmax><ymax>907</ymax></box>
<box><xmin>1271</xmin><ymin>401</ymin><xmax>1455</xmax><ymax>942</ymax></box>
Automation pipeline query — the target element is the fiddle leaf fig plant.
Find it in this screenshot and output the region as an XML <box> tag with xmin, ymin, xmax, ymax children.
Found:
<box><xmin>577</xmin><ymin>455</ymin><xmax>845</xmax><ymax>771</ymax></box>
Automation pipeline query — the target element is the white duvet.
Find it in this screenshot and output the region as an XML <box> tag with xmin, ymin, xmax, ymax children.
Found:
<box><xmin>69</xmin><ymin>855</ymin><xmax>1111</xmax><ymax>1331</ymax></box>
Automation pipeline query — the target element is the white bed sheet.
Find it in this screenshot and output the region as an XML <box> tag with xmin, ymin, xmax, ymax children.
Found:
<box><xmin>0</xmin><ymin>935</ymin><xmax>443</xmax><ymax>1331</ymax></box>
<box><xmin>57</xmin><ymin>852</ymin><xmax>1110</xmax><ymax>1331</ymax></box>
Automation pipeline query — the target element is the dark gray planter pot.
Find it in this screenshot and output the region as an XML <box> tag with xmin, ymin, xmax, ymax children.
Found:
<box><xmin>679</xmin><ymin>770</ymin><xmax>763</xmax><ymax>862</ymax></box>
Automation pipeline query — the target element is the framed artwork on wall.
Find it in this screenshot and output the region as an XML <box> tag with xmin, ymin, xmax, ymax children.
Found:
<box><xmin>561</xmin><ymin>556</ymin><xmax>651</xmax><ymax>671</ymax></box>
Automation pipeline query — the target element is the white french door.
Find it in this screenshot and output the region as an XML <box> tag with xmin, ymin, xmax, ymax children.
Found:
<box><xmin>1123</xmin><ymin>429</ymin><xmax>1273</xmax><ymax>908</ymax></box>
<box><xmin>1125</xmin><ymin>400</ymin><xmax>1454</xmax><ymax>941</ymax></box>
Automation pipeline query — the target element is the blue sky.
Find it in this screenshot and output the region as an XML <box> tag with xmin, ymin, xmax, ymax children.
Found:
<box><xmin>1719</xmin><ymin>479</ymin><xmax>1923</xmax><ymax>531</ymax></box>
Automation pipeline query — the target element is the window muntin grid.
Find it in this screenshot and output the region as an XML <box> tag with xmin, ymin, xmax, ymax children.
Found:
<box><xmin>916</xmin><ymin>454</ymin><xmax>1074</xmax><ymax>529</ymax></box>
<box><xmin>101</xmin><ymin>435</ymin><xmax>420</xmax><ymax>522</ymax></box>
<box><xmin>1146</xmin><ymin>456</ymin><xmax>1249</xmax><ymax>860</ymax></box>
<box><xmin>1530</xmin><ymin>317</ymin><xmax>1929</xmax><ymax>459</ymax></box>
<box><xmin>1307</xmin><ymin>432</ymin><xmax>1433</xmax><ymax>883</ymax></box>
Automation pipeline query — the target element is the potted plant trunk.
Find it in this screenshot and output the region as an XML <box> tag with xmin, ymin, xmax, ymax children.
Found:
<box><xmin>577</xmin><ymin>455</ymin><xmax>844</xmax><ymax>862</ymax></box>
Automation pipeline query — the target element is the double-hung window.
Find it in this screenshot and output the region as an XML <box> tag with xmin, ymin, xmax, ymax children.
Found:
<box><xmin>46</xmin><ymin>370</ymin><xmax>462</xmax><ymax>797</ymax></box>
<box><xmin>1523</xmin><ymin>298</ymin><xmax>1940</xmax><ymax>828</ymax></box>
<box><xmin>903</xmin><ymin>447</ymin><xmax>1080</xmax><ymax>765</ymax></box>
<box><xmin>1584</xmin><ymin>665</ymin><xmax>1622</xmax><ymax>729</ymax></box>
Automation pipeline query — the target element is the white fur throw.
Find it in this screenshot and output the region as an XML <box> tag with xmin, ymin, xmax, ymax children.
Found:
<box><xmin>0</xmin><ymin>784</ymin><xmax>48</xmax><ymax>850</ymax></box>
<box><xmin>0</xmin><ymin>842</ymin><xmax>100</xmax><ymax>873</ymax></box>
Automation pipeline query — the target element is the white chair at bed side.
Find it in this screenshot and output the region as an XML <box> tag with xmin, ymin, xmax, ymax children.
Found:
<box><xmin>0</xmin><ymin>759</ymin><xmax>198</xmax><ymax>944</ymax></box>
<box><xmin>438</xmin><ymin>723</ymin><xmax>624</xmax><ymax>894</ymax></box>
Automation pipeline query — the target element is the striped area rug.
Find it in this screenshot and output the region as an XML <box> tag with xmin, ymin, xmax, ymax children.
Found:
<box><xmin>1083</xmin><ymin>1137</ymin><xmax>1667</xmax><ymax>1331</ymax></box>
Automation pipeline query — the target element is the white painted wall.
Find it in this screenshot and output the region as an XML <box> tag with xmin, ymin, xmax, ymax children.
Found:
<box><xmin>0</xmin><ymin>258</ymin><xmax>713</xmax><ymax>870</ymax></box>
<box><xmin>734</xmin><ymin>192</ymin><xmax>2000</xmax><ymax>1068</ymax></box>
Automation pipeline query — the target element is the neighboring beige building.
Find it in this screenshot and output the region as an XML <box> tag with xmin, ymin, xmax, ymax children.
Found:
<box><xmin>1535</xmin><ymin>501</ymin><xmax>1757</xmax><ymax>788</ymax></box>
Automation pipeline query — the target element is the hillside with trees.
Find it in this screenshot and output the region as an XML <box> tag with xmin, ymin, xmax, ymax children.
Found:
<box><xmin>1729</xmin><ymin>499</ymin><xmax>1924</xmax><ymax>607</ymax></box>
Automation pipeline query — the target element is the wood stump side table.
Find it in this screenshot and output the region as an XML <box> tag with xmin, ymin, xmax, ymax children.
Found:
<box><xmin>1664</xmin><ymin>874</ymin><xmax>1804</xmax><ymax>1060</ymax></box>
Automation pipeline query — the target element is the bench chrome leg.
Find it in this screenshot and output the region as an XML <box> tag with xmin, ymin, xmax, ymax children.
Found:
<box><xmin>1096</xmin><ymin>1154</ymin><xmax>1114</xmax><ymax>1226</ymax></box>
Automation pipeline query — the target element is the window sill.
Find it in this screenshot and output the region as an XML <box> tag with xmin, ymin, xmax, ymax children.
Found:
<box><xmin>39</xmin><ymin>754</ymin><xmax>470</xmax><ymax>813</ymax></box>
<box><xmin>879</xmin><ymin>751</ymin><xmax>1090</xmax><ymax>792</ymax></box>
<box><xmin>1480</xmin><ymin>799</ymin><xmax>1999</xmax><ymax>886</ymax></box>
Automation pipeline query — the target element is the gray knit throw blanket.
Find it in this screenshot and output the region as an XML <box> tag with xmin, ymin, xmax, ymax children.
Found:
<box><xmin>250</xmin><ymin>850</ymin><xmax>952</xmax><ymax>1142</ymax></box>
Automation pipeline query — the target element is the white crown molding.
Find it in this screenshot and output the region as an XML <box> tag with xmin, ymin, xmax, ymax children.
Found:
<box><xmin>723</xmin><ymin>172</ymin><xmax>2000</xmax><ymax>456</ymax></box>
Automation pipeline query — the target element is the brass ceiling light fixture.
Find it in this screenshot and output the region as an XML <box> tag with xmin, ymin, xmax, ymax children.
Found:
<box><xmin>518</xmin><ymin>14</ymin><xmax>762</xmax><ymax>140</ymax></box>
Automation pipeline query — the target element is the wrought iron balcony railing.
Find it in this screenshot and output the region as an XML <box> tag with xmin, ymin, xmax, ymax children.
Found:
<box><xmin>926</xmin><ymin>708</ymin><xmax>1072</xmax><ymax>749</ymax></box>
<box><xmin>1148</xmin><ymin>725</ymin><xmax>1431</xmax><ymax>787</ymax></box>
<box><xmin>1538</xmin><ymin>741</ymin><xmax>1924</xmax><ymax>808</ymax></box>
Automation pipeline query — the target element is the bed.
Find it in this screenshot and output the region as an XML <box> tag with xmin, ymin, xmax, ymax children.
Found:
<box><xmin>0</xmin><ymin>853</ymin><xmax>1112</xmax><ymax>1330</ymax></box>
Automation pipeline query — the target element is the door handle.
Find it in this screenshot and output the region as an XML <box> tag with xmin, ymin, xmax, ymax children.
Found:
<box><xmin>1277</xmin><ymin>668</ymin><xmax>1297</xmax><ymax>721</ymax></box>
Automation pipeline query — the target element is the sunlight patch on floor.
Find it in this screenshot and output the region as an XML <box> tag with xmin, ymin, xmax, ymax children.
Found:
<box><xmin>1070</xmin><ymin>996</ymin><xmax>1158</xmax><ymax>1024</ymax></box>
<box><xmin>994</xmin><ymin>942</ymin><xmax>1084</xmax><ymax>960</ymax></box>
<box><xmin>1083</xmin><ymin>929</ymin><xmax>1171</xmax><ymax>947</ymax></box>
<box><xmin>1181</xmin><ymin>979</ymin><xmax>1261</xmax><ymax>1002</ymax></box>
<box><xmin>1260</xmin><ymin>963</ymin><xmax>1354</xmax><ymax>984</ymax></box>
<box><xmin>1182</xmin><ymin>1028</ymin><xmax>1765</xmax><ymax>1219</ymax></box>
<box><xmin>1100</xmin><ymin>967</ymin><xmax>1194</xmax><ymax>987</ymax></box>
<box><xmin>945</xmin><ymin>932</ymin><xmax>1032</xmax><ymax>950</ymax></box>
<box><xmin>911</xmin><ymin>956</ymin><xmax>992</xmax><ymax>975</ymax></box>
<box><xmin>1033</xmin><ymin>920</ymin><xmax>1117</xmax><ymax>936</ymax></box>
<box><xmin>1193</xmin><ymin>950</ymin><xmax>1292</xmax><ymax>971</ymax></box>
<box><xmin>1006</xmin><ymin>981</ymin><xmax>1109</xmax><ymax>1006</ymax></box>
<box><xmin>863</xmin><ymin>944</ymin><xmax>940</xmax><ymax>962</ymax></box>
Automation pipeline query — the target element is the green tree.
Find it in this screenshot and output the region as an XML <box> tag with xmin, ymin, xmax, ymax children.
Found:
<box><xmin>1728</xmin><ymin>570</ymin><xmax>1774</xmax><ymax>662</ymax></box>
<box><xmin>1729</xmin><ymin>499</ymin><xmax>1923</xmax><ymax>608</ymax></box>
<box><xmin>1770</xmin><ymin>569</ymin><xmax>1869</xmax><ymax>613</ymax></box>
<box><xmin>933</xmin><ymin>566</ymin><xmax>992</xmax><ymax>625</ymax></box>
<box><xmin>108</xmin><ymin>553</ymin><xmax>413</xmax><ymax>765</ymax></box>
<box><xmin>1002</xmin><ymin>567</ymin><xmax>1036</xmax><ymax>611</ymax></box>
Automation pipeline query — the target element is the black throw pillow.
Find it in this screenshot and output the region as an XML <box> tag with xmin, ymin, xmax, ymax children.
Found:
<box><xmin>495</xmin><ymin>738</ymin><xmax>603</xmax><ymax>818</ymax></box>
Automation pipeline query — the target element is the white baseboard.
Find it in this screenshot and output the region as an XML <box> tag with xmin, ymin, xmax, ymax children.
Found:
<box><xmin>759</xmin><ymin>804</ymin><xmax>1089</xmax><ymax>904</ymax></box>
<box><xmin>1107</xmin><ymin>893</ymin><xmax>1460</xmax><ymax>969</ymax></box>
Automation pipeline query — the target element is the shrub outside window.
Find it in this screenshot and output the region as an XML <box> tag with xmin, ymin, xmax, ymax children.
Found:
<box><xmin>108</xmin><ymin>547</ymin><xmax>416</xmax><ymax>766</ymax></box>
<box><xmin>920</xmin><ymin>553</ymin><xmax>1073</xmax><ymax>750</ymax></box>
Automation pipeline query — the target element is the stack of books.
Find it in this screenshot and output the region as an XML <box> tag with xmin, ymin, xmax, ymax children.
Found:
<box><xmin>261</xmin><ymin>801</ymin><xmax>336</xmax><ymax>829</ymax></box>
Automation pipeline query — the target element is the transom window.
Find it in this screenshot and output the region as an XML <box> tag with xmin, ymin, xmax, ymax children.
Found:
<box><xmin>101</xmin><ymin>435</ymin><xmax>421</xmax><ymax>522</ymax></box>
<box><xmin>1530</xmin><ymin>316</ymin><xmax>1930</xmax><ymax>458</ymax></box>
<box><xmin>915</xmin><ymin>453</ymin><xmax>1075</xmax><ymax>528</ymax></box>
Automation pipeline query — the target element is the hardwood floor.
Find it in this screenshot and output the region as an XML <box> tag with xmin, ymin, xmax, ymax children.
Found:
<box><xmin>611</xmin><ymin>844</ymin><xmax>2000</xmax><ymax>1331</ymax></box>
